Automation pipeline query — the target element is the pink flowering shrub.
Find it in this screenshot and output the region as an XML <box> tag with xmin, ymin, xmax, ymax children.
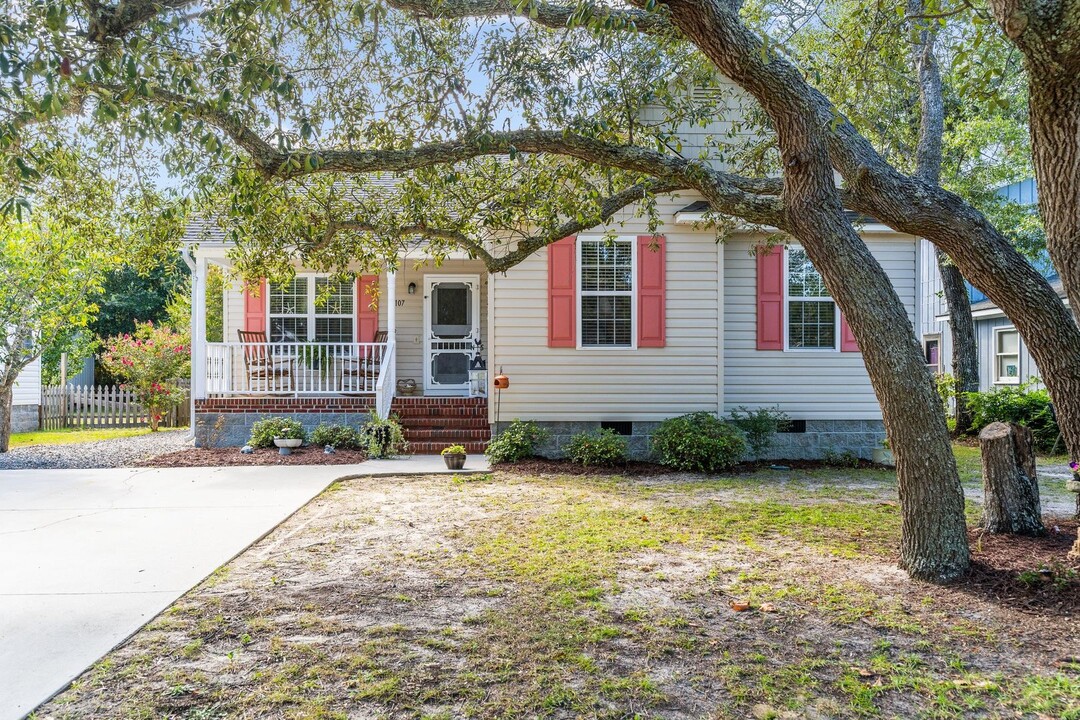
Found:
<box><xmin>100</xmin><ymin>322</ymin><xmax>190</xmax><ymax>430</ymax></box>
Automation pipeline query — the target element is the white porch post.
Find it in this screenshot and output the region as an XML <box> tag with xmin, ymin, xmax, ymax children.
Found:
<box><xmin>191</xmin><ymin>256</ymin><xmax>208</xmax><ymax>402</ymax></box>
<box><xmin>386</xmin><ymin>268</ymin><xmax>397</xmax><ymax>344</ymax></box>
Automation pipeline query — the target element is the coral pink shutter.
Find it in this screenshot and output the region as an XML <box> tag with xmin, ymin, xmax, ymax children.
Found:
<box><xmin>756</xmin><ymin>245</ymin><xmax>784</xmax><ymax>350</ymax></box>
<box><xmin>548</xmin><ymin>236</ymin><xmax>577</xmax><ymax>348</ymax></box>
<box><xmin>840</xmin><ymin>313</ymin><xmax>859</xmax><ymax>352</ymax></box>
<box><xmin>243</xmin><ymin>279</ymin><xmax>267</xmax><ymax>333</ymax></box>
<box><xmin>356</xmin><ymin>274</ymin><xmax>379</xmax><ymax>343</ymax></box>
<box><xmin>637</xmin><ymin>234</ymin><xmax>666</xmax><ymax>348</ymax></box>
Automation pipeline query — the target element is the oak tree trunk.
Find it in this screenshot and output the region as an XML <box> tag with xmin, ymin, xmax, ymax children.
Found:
<box><xmin>978</xmin><ymin>422</ymin><xmax>1044</xmax><ymax>535</ymax></box>
<box><xmin>0</xmin><ymin>384</ymin><xmax>12</xmax><ymax>453</ymax></box>
<box><xmin>665</xmin><ymin>0</ymin><xmax>970</xmax><ymax>582</ymax></box>
<box><xmin>937</xmin><ymin>252</ymin><xmax>979</xmax><ymax>435</ymax></box>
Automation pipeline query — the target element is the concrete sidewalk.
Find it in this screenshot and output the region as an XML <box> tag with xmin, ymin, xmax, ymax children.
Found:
<box><xmin>0</xmin><ymin>455</ymin><xmax>490</xmax><ymax>719</ymax></box>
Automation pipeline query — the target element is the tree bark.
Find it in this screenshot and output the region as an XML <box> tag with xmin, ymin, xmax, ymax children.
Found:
<box><xmin>937</xmin><ymin>252</ymin><xmax>979</xmax><ymax>435</ymax></box>
<box><xmin>665</xmin><ymin>0</ymin><xmax>970</xmax><ymax>582</ymax></box>
<box><xmin>978</xmin><ymin>422</ymin><xmax>1044</xmax><ymax>535</ymax></box>
<box><xmin>0</xmin><ymin>384</ymin><xmax>12</xmax><ymax>453</ymax></box>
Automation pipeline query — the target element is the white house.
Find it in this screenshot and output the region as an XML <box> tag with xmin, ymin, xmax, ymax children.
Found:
<box><xmin>184</xmin><ymin>203</ymin><xmax>918</xmax><ymax>458</ymax></box>
<box><xmin>184</xmin><ymin>81</ymin><xmax>920</xmax><ymax>458</ymax></box>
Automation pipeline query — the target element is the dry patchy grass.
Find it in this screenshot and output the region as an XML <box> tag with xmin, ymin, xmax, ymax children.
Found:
<box><xmin>34</xmin><ymin>470</ymin><xmax>1080</xmax><ymax>720</ymax></box>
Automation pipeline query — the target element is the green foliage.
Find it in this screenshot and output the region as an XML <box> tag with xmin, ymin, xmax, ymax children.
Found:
<box><xmin>727</xmin><ymin>405</ymin><xmax>789</xmax><ymax>456</ymax></box>
<box><xmin>163</xmin><ymin>265</ymin><xmax>225</xmax><ymax>343</ymax></box>
<box><xmin>486</xmin><ymin>420</ymin><xmax>551</xmax><ymax>464</ymax></box>
<box><xmin>822</xmin><ymin>449</ymin><xmax>861</xmax><ymax>469</ymax></box>
<box><xmin>97</xmin><ymin>321</ymin><xmax>190</xmax><ymax>429</ymax></box>
<box><xmin>651</xmin><ymin>412</ymin><xmax>747</xmax><ymax>473</ymax></box>
<box><xmin>249</xmin><ymin>417</ymin><xmax>307</xmax><ymax>448</ymax></box>
<box><xmin>965</xmin><ymin>382</ymin><xmax>1059</xmax><ymax>452</ymax></box>
<box><xmin>564</xmin><ymin>428</ymin><xmax>628</xmax><ymax>466</ymax></box>
<box><xmin>441</xmin><ymin>444</ymin><xmax>467</xmax><ymax>455</ymax></box>
<box><xmin>359</xmin><ymin>412</ymin><xmax>408</xmax><ymax>458</ymax></box>
<box><xmin>90</xmin><ymin>260</ymin><xmax>190</xmax><ymax>341</ymax></box>
<box><xmin>310</xmin><ymin>422</ymin><xmax>362</xmax><ymax>450</ymax></box>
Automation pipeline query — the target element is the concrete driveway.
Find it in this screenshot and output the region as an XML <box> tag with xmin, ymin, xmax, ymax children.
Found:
<box><xmin>0</xmin><ymin>465</ymin><xmax>348</xmax><ymax>720</ymax></box>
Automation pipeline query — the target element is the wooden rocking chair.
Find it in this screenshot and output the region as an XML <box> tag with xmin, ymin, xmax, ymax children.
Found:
<box><xmin>342</xmin><ymin>330</ymin><xmax>388</xmax><ymax>392</ymax></box>
<box><xmin>237</xmin><ymin>330</ymin><xmax>294</xmax><ymax>392</ymax></box>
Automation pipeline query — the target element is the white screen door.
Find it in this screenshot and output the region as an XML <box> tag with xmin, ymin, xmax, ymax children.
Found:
<box><xmin>424</xmin><ymin>275</ymin><xmax>480</xmax><ymax>394</ymax></box>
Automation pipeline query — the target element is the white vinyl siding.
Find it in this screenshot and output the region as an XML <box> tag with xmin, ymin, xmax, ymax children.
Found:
<box><xmin>725</xmin><ymin>234</ymin><xmax>918</xmax><ymax>420</ymax></box>
<box><xmin>489</xmin><ymin>194</ymin><xmax>721</xmax><ymax>422</ymax></box>
<box><xmin>12</xmin><ymin>357</ymin><xmax>41</xmax><ymax>406</ymax></box>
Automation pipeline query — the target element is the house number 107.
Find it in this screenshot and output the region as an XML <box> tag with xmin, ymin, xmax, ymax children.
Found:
<box><xmin>395</xmin><ymin>299</ymin><xmax>405</xmax><ymax>307</ymax></box>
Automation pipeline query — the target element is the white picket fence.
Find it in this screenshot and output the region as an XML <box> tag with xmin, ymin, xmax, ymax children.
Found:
<box><xmin>41</xmin><ymin>383</ymin><xmax>189</xmax><ymax>430</ymax></box>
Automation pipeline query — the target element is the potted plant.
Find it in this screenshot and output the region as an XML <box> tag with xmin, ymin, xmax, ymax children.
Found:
<box><xmin>441</xmin><ymin>444</ymin><xmax>467</xmax><ymax>470</ymax></box>
<box><xmin>273</xmin><ymin>423</ymin><xmax>306</xmax><ymax>455</ymax></box>
<box><xmin>872</xmin><ymin>438</ymin><xmax>894</xmax><ymax>466</ymax></box>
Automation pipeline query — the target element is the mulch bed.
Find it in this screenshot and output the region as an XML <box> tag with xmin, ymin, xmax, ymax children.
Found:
<box><xmin>494</xmin><ymin>457</ymin><xmax>887</xmax><ymax>477</ymax></box>
<box><xmin>962</xmin><ymin>517</ymin><xmax>1080</xmax><ymax>614</ymax></box>
<box><xmin>137</xmin><ymin>447</ymin><xmax>369</xmax><ymax>467</ymax></box>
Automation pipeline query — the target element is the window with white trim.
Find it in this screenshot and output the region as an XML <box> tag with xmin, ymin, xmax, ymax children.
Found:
<box><xmin>268</xmin><ymin>276</ymin><xmax>355</xmax><ymax>343</ymax></box>
<box><xmin>579</xmin><ymin>237</ymin><xmax>634</xmax><ymax>347</ymax></box>
<box><xmin>993</xmin><ymin>328</ymin><xmax>1020</xmax><ymax>385</ymax></box>
<box><xmin>786</xmin><ymin>247</ymin><xmax>837</xmax><ymax>350</ymax></box>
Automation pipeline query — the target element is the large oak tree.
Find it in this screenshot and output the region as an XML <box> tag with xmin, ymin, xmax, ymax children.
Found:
<box><xmin>4</xmin><ymin>0</ymin><xmax>1079</xmax><ymax>574</ymax></box>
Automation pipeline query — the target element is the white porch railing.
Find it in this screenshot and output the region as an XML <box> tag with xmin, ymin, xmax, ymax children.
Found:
<box><xmin>374</xmin><ymin>340</ymin><xmax>396</xmax><ymax>420</ymax></box>
<box><xmin>205</xmin><ymin>342</ymin><xmax>389</xmax><ymax>396</ymax></box>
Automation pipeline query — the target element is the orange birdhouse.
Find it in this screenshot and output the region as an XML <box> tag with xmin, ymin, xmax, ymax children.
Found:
<box><xmin>493</xmin><ymin>374</ymin><xmax>510</xmax><ymax>389</ymax></box>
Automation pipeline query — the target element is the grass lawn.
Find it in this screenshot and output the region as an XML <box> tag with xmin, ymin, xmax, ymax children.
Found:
<box><xmin>36</xmin><ymin>466</ymin><xmax>1080</xmax><ymax>720</ymax></box>
<box><xmin>8</xmin><ymin>426</ymin><xmax>189</xmax><ymax>449</ymax></box>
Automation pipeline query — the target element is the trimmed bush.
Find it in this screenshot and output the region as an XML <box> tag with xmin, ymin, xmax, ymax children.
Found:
<box><xmin>360</xmin><ymin>412</ymin><xmax>408</xmax><ymax>458</ymax></box>
<box><xmin>249</xmin><ymin>417</ymin><xmax>307</xmax><ymax>449</ymax></box>
<box><xmin>728</xmin><ymin>405</ymin><xmax>790</xmax><ymax>456</ymax></box>
<box><xmin>310</xmin><ymin>422</ymin><xmax>362</xmax><ymax>450</ymax></box>
<box><xmin>485</xmin><ymin>419</ymin><xmax>550</xmax><ymax>464</ymax></box>
<box><xmin>651</xmin><ymin>412</ymin><xmax>747</xmax><ymax>472</ymax></box>
<box><xmin>565</xmin><ymin>428</ymin><xmax>628</xmax><ymax>466</ymax></box>
<box><xmin>965</xmin><ymin>383</ymin><xmax>1059</xmax><ymax>452</ymax></box>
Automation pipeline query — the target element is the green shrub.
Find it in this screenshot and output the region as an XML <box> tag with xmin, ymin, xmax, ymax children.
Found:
<box><xmin>486</xmin><ymin>419</ymin><xmax>550</xmax><ymax>464</ymax></box>
<box><xmin>359</xmin><ymin>411</ymin><xmax>408</xmax><ymax>458</ymax></box>
<box><xmin>965</xmin><ymin>382</ymin><xmax>1059</xmax><ymax>452</ymax></box>
<box><xmin>249</xmin><ymin>417</ymin><xmax>307</xmax><ymax>449</ymax></box>
<box><xmin>564</xmin><ymin>428</ymin><xmax>629</xmax><ymax>466</ymax></box>
<box><xmin>651</xmin><ymin>412</ymin><xmax>747</xmax><ymax>472</ymax></box>
<box><xmin>310</xmin><ymin>422</ymin><xmax>362</xmax><ymax>450</ymax></box>
<box><xmin>728</xmin><ymin>405</ymin><xmax>790</xmax><ymax>456</ymax></box>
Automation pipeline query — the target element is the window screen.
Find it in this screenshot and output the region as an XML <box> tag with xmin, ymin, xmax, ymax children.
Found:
<box><xmin>787</xmin><ymin>248</ymin><xmax>836</xmax><ymax>350</ymax></box>
<box><xmin>580</xmin><ymin>239</ymin><xmax>633</xmax><ymax>347</ymax></box>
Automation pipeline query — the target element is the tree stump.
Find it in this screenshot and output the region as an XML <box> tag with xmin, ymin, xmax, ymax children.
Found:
<box><xmin>979</xmin><ymin>422</ymin><xmax>1045</xmax><ymax>535</ymax></box>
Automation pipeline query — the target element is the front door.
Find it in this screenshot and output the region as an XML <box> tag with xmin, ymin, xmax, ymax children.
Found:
<box><xmin>423</xmin><ymin>275</ymin><xmax>481</xmax><ymax>395</ymax></box>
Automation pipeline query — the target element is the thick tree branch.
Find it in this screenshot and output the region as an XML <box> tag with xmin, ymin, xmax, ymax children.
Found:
<box><xmin>326</xmin><ymin>179</ymin><xmax>684</xmax><ymax>272</ymax></box>
<box><xmin>84</xmin><ymin>0</ymin><xmax>199</xmax><ymax>42</ymax></box>
<box><xmin>383</xmin><ymin>0</ymin><xmax>674</xmax><ymax>34</ymax></box>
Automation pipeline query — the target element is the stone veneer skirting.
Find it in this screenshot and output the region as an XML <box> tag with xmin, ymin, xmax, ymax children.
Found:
<box><xmin>10</xmin><ymin>404</ymin><xmax>40</xmax><ymax>434</ymax></box>
<box><xmin>531</xmin><ymin>419</ymin><xmax>887</xmax><ymax>462</ymax></box>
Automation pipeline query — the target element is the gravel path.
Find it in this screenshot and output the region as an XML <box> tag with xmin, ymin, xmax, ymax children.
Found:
<box><xmin>0</xmin><ymin>430</ymin><xmax>192</xmax><ymax>470</ymax></box>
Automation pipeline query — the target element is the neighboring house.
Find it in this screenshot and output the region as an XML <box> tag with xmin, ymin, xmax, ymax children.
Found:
<box><xmin>185</xmin><ymin>81</ymin><xmax>921</xmax><ymax>459</ymax></box>
<box><xmin>919</xmin><ymin>179</ymin><xmax>1053</xmax><ymax>390</ymax></box>
<box><xmin>10</xmin><ymin>358</ymin><xmax>42</xmax><ymax>433</ymax></box>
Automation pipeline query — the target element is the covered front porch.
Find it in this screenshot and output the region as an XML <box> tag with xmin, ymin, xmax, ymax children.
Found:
<box><xmin>188</xmin><ymin>250</ymin><xmax>490</xmax><ymax>419</ymax></box>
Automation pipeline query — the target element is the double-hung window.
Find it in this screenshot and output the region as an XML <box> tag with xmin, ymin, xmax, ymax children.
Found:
<box><xmin>268</xmin><ymin>276</ymin><xmax>355</xmax><ymax>343</ymax></box>
<box><xmin>993</xmin><ymin>328</ymin><xmax>1020</xmax><ymax>384</ymax></box>
<box><xmin>786</xmin><ymin>247</ymin><xmax>837</xmax><ymax>350</ymax></box>
<box><xmin>579</xmin><ymin>237</ymin><xmax>634</xmax><ymax>347</ymax></box>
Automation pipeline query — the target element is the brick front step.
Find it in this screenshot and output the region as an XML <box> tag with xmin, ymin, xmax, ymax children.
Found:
<box><xmin>399</xmin><ymin>417</ymin><xmax>490</xmax><ymax>429</ymax></box>
<box><xmin>404</xmin><ymin>428</ymin><xmax>491</xmax><ymax>441</ymax></box>
<box><xmin>408</xmin><ymin>441</ymin><xmax>489</xmax><ymax>455</ymax></box>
